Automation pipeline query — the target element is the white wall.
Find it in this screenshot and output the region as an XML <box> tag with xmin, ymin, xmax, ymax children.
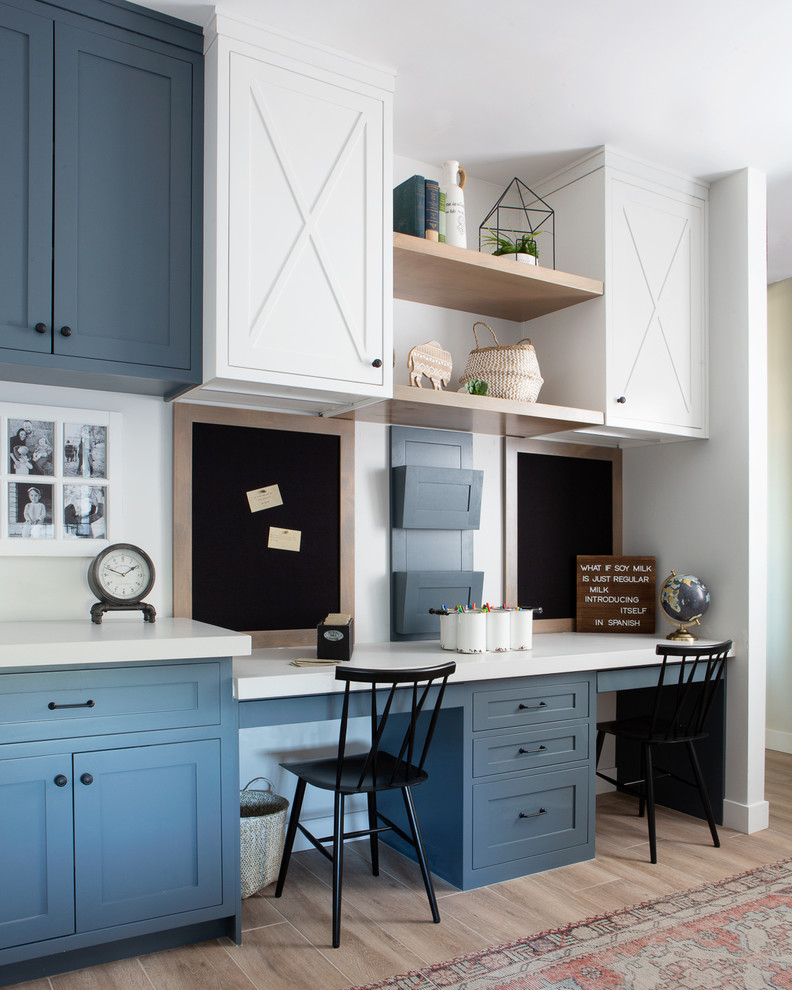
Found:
<box><xmin>766</xmin><ymin>277</ymin><xmax>792</xmax><ymax>753</ymax></box>
<box><xmin>0</xmin><ymin>380</ymin><xmax>173</xmax><ymax>622</ymax></box>
<box><xmin>623</xmin><ymin>168</ymin><xmax>769</xmax><ymax>832</ymax></box>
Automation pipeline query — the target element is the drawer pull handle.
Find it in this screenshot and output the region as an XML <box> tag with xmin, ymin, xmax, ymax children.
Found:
<box><xmin>80</xmin><ymin>773</ymin><xmax>94</xmax><ymax>786</ymax></box>
<box><xmin>48</xmin><ymin>699</ymin><xmax>95</xmax><ymax>710</ymax></box>
<box><xmin>54</xmin><ymin>774</ymin><xmax>68</xmax><ymax>787</ymax></box>
<box><xmin>519</xmin><ymin>808</ymin><xmax>547</xmax><ymax>819</ymax></box>
<box><xmin>518</xmin><ymin>701</ymin><xmax>547</xmax><ymax>710</ymax></box>
<box><xmin>518</xmin><ymin>745</ymin><xmax>548</xmax><ymax>755</ymax></box>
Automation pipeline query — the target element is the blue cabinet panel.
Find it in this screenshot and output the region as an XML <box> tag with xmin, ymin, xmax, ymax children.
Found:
<box><xmin>53</xmin><ymin>24</ymin><xmax>195</xmax><ymax>370</ymax></box>
<box><xmin>0</xmin><ymin>662</ymin><xmax>221</xmax><ymax>740</ymax></box>
<box><xmin>0</xmin><ymin>4</ymin><xmax>53</xmax><ymax>353</ymax></box>
<box><xmin>472</xmin><ymin>680</ymin><xmax>590</xmax><ymax>731</ymax></box>
<box><xmin>0</xmin><ymin>0</ymin><xmax>202</xmax><ymax>393</ymax></box>
<box><xmin>0</xmin><ymin>754</ymin><xmax>75</xmax><ymax>950</ymax></box>
<box><xmin>472</xmin><ymin>766</ymin><xmax>589</xmax><ymax>870</ymax></box>
<box><xmin>74</xmin><ymin>739</ymin><xmax>223</xmax><ymax>932</ymax></box>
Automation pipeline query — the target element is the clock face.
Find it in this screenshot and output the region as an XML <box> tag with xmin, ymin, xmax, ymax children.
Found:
<box><xmin>88</xmin><ymin>544</ymin><xmax>155</xmax><ymax>605</ymax></box>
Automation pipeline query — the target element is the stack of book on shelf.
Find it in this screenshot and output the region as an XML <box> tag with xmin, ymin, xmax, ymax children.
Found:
<box><xmin>393</xmin><ymin>174</ymin><xmax>443</xmax><ymax>242</ymax></box>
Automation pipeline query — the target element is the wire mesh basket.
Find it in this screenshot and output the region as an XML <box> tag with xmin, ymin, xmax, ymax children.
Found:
<box><xmin>240</xmin><ymin>777</ymin><xmax>289</xmax><ymax>898</ymax></box>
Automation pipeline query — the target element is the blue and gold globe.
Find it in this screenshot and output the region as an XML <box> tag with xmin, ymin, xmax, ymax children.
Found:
<box><xmin>659</xmin><ymin>571</ymin><xmax>711</xmax><ymax>641</ymax></box>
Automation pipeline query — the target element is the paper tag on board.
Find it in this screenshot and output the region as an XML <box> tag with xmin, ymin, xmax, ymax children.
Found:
<box><xmin>268</xmin><ymin>527</ymin><xmax>301</xmax><ymax>552</ymax></box>
<box><xmin>246</xmin><ymin>484</ymin><xmax>283</xmax><ymax>512</ymax></box>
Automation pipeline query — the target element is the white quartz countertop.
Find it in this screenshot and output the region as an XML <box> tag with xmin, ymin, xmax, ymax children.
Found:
<box><xmin>0</xmin><ymin>618</ymin><xmax>252</xmax><ymax>667</ymax></box>
<box><xmin>234</xmin><ymin>633</ymin><xmax>726</xmax><ymax>701</ymax></box>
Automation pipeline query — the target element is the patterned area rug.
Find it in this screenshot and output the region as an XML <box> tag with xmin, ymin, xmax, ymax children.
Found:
<box><xmin>347</xmin><ymin>859</ymin><xmax>792</xmax><ymax>990</ymax></box>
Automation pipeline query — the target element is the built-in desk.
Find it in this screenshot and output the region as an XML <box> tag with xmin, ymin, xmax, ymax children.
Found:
<box><xmin>235</xmin><ymin>634</ymin><xmax>728</xmax><ymax>890</ymax></box>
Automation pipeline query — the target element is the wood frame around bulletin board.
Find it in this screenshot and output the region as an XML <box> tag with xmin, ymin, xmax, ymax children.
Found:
<box><xmin>504</xmin><ymin>437</ymin><xmax>623</xmax><ymax>632</ymax></box>
<box><xmin>173</xmin><ymin>403</ymin><xmax>354</xmax><ymax>649</ymax></box>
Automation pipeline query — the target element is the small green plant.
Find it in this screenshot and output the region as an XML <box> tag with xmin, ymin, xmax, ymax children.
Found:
<box><xmin>481</xmin><ymin>228</ymin><xmax>540</xmax><ymax>258</ymax></box>
<box><xmin>465</xmin><ymin>379</ymin><xmax>489</xmax><ymax>396</ymax></box>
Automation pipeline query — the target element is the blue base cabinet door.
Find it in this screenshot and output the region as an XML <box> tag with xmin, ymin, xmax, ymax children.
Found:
<box><xmin>73</xmin><ymin>740</ymin><xmax>223</xmax><ymax>932</ymax></box>
<box><xmin>0</xmin><ymin>755</ymin><xmax>75</xmax><ymax>950</ymax></box>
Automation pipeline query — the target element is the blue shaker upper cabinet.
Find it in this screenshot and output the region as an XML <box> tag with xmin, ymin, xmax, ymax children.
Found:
<box><xmin>0</xmin><ymin>4</ymin><xmax>53</xmax><ymax>355</ymax></box>
<box><xmin>0</xmin><ymin>0</ymin><xmax>202</xmax><ymax>396</ymax></box>
<box><xmin>53</xmin><ymin>25</ymin><xmax>195</xmax><ymax>372</ymax></box>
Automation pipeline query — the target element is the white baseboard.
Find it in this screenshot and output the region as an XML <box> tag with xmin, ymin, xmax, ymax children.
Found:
<box><xmin>722</xmin><ymin>798</ymin><xmax>770</xmax><ymax>834</ymax></box>
<box><xmin>765</xmin><ymin>729</ymin><xmax>792</xmax><ymax>755</ymax></box>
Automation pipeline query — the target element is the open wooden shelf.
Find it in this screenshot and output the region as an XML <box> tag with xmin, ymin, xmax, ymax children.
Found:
<box><xmin>339</xmin><ymin>384</ymin><xmax>604</xmax><ymax>438</ymax></box>
<box><xmin>393</xmin><ymin>232</ymin><xmax>603</xmax><ymax>322</ymax></box>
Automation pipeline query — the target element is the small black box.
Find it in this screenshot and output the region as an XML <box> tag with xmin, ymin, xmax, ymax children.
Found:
<box><xmin>317</xmin><ymin>613</ymin><xmax>354</xmax><ymax>661</ymax></box>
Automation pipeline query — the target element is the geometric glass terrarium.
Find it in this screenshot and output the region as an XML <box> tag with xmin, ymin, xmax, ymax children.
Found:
<box><xmin>479</xmin><ymin>177</ymin><xmax>555</xmax><ymax>269</ymax></box>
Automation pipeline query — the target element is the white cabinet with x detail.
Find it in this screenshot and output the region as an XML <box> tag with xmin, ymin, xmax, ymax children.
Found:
<box><xmin>202</xmin><ymin>14</ymin><xmax>394</xmax><ymax>408</ymax></box>
<box><xmin>607</xmin><ymin>177</ymin><xmax>705</xmax><ymax>434</ymax></box>
<box><xmin>523</xmin><ymin>148</ymin><xmax>708</xmax><ymax>441</ymax></box>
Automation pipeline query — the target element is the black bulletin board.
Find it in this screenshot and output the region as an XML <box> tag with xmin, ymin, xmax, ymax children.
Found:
<box><xmin>173</xmin><ymin>404</ymin><xmax>354</xmax><ymax>648</ymax></box>
<box><xmin>504</xmin><ymin>438</ymin><xmax>622</xmax><ymax>630</ymax></box>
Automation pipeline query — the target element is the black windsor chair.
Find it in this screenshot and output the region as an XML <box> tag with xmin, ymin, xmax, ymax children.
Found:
<box><xmin>274</xmin><ymin>661</ymin><xmax>456</xmax><ymax>947</ymax></box>
<box><xmin>595</xmin><ymin>640</ymin><xmax>731</xmax><ymax>864</ymax></box>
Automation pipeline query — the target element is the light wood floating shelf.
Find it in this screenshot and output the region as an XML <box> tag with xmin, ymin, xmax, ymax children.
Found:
<box><xmin>393</xmin><ymin>232</ymin><xmax>603</xmax><ymax>322</ymax></box>
<box><xmin>340</xmin><ymin>385</ymin><xmax>605</xmax><ymax>438</ymax></box>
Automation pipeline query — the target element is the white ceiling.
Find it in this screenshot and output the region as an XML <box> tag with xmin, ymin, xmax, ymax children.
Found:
<box><xmin>144</xmin><ymin>0</ymin><xmax>792</xmax><ymax>284</ymax></box>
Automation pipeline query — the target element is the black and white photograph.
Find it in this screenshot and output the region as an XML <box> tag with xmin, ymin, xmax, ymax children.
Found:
<box><xmin>63</xmin><ymin>485</ymin><xmax>106</xmax><ymax>539</ymax></box>
<box><xmin>7</xmin><ymin>482</ymin><xmax>54</xmax><ymax>539</ymax></box>
<box><xmin>63</xmin><ymin>423</ymin><xmax>107</xmax><ymax>479</ymax></box>
<box><xmin>8</xmin><ymin>418</ymin><xmax>55</xmax><ymax>476</ymax></box>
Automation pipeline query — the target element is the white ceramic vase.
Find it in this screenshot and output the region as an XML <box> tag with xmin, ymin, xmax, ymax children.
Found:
<box><xmin>441</xmin><ymin>160</ymin><xmax>467</xmax><ymax>249</ymax></box>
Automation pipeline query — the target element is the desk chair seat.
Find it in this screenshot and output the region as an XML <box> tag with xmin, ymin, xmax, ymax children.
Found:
<box><xmin>595</xmin><ymin>640</ymin><xmax>731</xmax><ymax>864</ymax></box>
<box><xmin>275</xmin><ymin>661</ymin><xmax>455</xmax><ymax>947</ymax></box>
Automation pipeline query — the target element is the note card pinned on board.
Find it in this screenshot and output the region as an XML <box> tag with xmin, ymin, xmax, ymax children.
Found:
<box><xmin>246</xmin><ymin>484</ymin><xmax>283</xmax><ymax>512</ymax></box>
<box><xmin>268</xmin><ymin>527</ymin><xmax>301</xmax><ymax>552</ymax></box>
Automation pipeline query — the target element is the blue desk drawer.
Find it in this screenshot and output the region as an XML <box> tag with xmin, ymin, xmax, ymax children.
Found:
<box><xmin>472</xmin><ymin>765</ymin><xmax>589</xmax><ymax>869</ymax></box>
<box><xmin>472</xmin><ymin>723</ymin><xmax>589</xmax><ymax>777</ymax></box>
<box><xmin>0</xmin><ymin>663</ymin><xmax>221</xmax><ymax>741</ymax></box>
<box><xmin>472</xmin><ymin>680</ymin><xmax>589</xmax><ymax>731</ymax></box>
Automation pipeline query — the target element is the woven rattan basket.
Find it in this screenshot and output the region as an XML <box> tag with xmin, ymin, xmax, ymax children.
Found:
<box><xmin>240</xmin><ymin>777</ymin><xmax>289</xmax><ymax>898</ymax></box>
<box><xmin>459</xmin><ymin>321</ymin><xmax>543</xmax><ymax>402</ymax></box>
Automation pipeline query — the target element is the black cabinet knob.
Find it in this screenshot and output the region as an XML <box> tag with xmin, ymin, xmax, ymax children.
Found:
<box><xmin>616</xmin><ymin>395</ymin><xmax>627</xmax><ymax>404</ymax></box>
<box><xmin>54</xmin><ymin>774</ymin><xmax>68</xmax><ymax>787</ymax></box>
<box><xmin>34</xmin><ymin>322</ymin><xmax>48</xmax><ymax>334</ymax></box>
<box><xmin>60</xmin><ymin>326</ymin><xmax>72</xmax><ymax>337</ymax></box>
<box><xmin>80</xmin><ymin>773</ymin><xmax>94</xmax><ymax>786</ymax></box>
<box><xmin>371</xmin><ymin>358</ymin><xmax>383</xmax><ymax>368</ymax></box>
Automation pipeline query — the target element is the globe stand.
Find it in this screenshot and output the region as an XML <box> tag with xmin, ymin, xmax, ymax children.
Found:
<box><xmin>666</xmin><ymin>618</ymin><xmax>700</xmax><ymax>642</ymax></box>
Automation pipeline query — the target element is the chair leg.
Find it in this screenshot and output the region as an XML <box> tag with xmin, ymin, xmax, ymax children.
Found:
<box><xmin>686</xmin><ymin>741</ymin><xmax>721</xmax><ymax>848</ymax></box>
<box><xmin>275</xmin><ymin>778</ymin><xmax>306</xmax><ymax>897</ymax></box>
<box><xmin>367</xmin><ymin>792</ymin><xmax>380</xmax><ymax>876</ymax></box>
<box><xmin>402</xmin><ymin>786</ymin><xmax>440</xmax><ymax>924</ymax></box>
<box><xmin>643</xmin><ymin>743</ymin><xmax>657</xmax><ymax>864</ymax></box>
<box><xmin>638</xmin><ymin>746</ymin><xmax>646</xmax><ymax>818</ymax></box>
<box><xmin>332</xmin><ymin>792</ymin><xmax>345</xmax><ymax>948</ymax></box>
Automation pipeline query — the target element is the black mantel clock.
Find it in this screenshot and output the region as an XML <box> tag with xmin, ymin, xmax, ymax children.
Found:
<box><xmin>88</xmin><ymin>543</ymin><xmax>157</xmax><ymax>624</ymax></box>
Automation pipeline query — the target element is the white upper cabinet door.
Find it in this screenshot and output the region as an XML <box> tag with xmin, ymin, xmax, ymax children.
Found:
<box><xmin>225</xmin><ymin>49</ymin><xmax>388</xmax><ymax>392</ymax></box>
<box><xmin>608</xmin><ymin>179</ymin><xmax>705</xmax><ymax>432</ymax></box>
